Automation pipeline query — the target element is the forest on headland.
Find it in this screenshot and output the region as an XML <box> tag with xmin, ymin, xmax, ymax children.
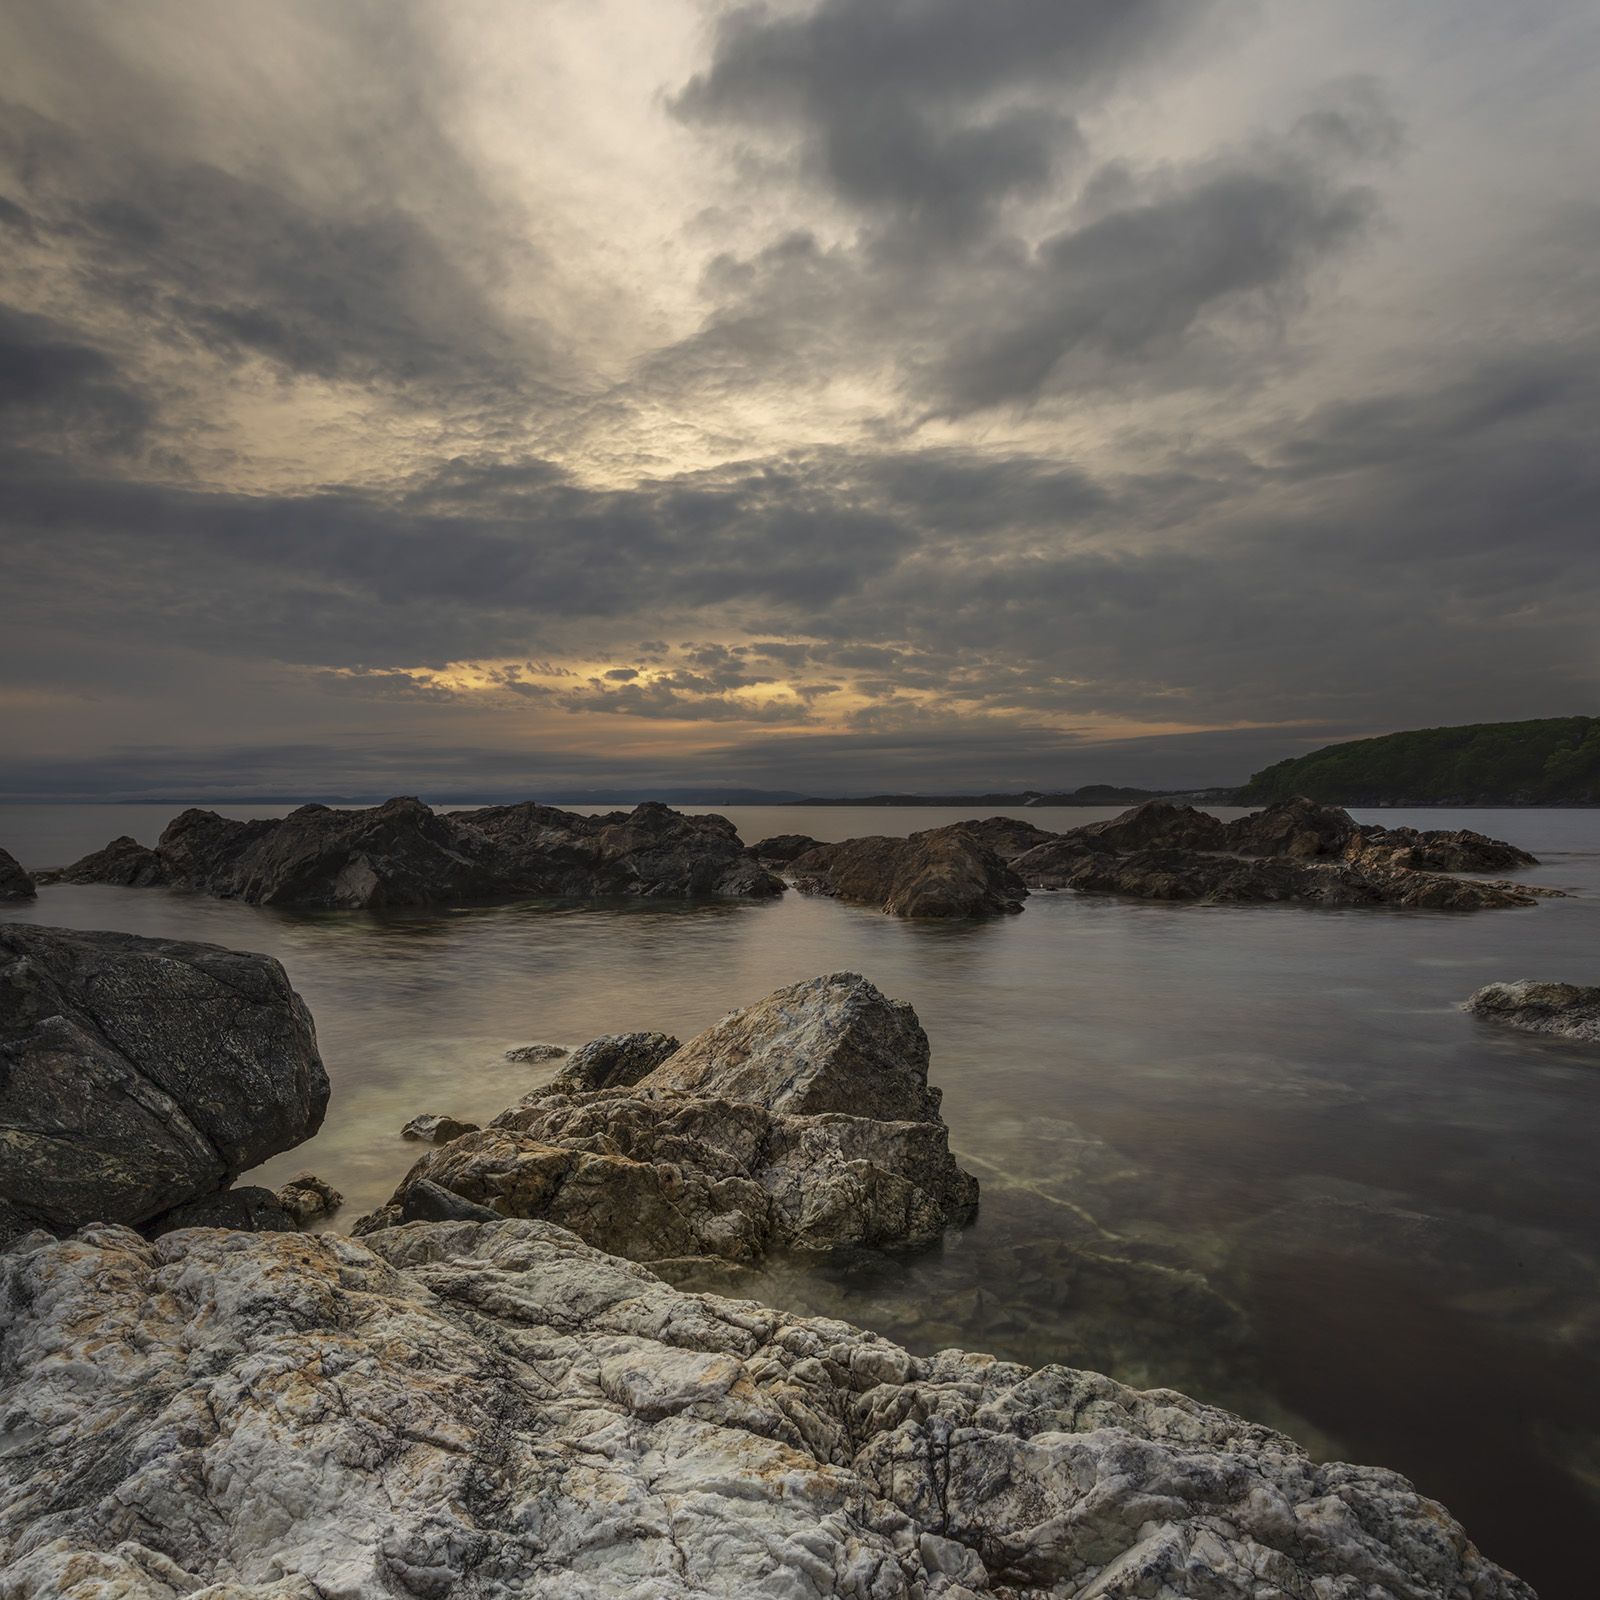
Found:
<box><xmin>1238</xmin><ymin>716</ymin><xmax>1600</xmax><ymax>806</ymax></box>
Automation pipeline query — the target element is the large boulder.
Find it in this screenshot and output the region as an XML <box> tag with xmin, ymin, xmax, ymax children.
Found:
<box><xmin>645</xmin><ymin>972</ymin><xmax>943</xmax><ymax>1123</ymax></box>
<box><xmin>457</xmin><ymin>799</ymin><xmax>784</xmax><ymax>897</ymax></box>
<box><xmin>0</xmin><ymin>846</ymin><xmax>34</xmax><ymax>902</ymax></box>
<box><xmin>1353</xmin><ymin>825</ymin><xmax>1539</xmax><ymax>874</ymax></box>
<box><xmin>364</xmin><ymin>975</ymin><xmax>978</xmax><ymax>1263</ymax></box>
<box><xmin>748</xmin><ymin>832</ymin><xmax>823</xmax><ymax>864</ymax></box>
<box><xmin>0</xmin><ymin>924</ymin><xmax>329</xmax><ymax>1242</ymax></box>
<box><xmin>1224</xmin><ymin>795</ymin><xmax>1359</xmax><ymax>858</ymax></box>
<box><xmin>944</xmin><ymin>816</ymin><xmax>1061</xmax><ymax>860</ymax></box>
<box><xmin>1073</xmin><ymin>800</ymin><xmax>1227</xmax><ymax>852</ymax></box>
<box><xmin>1466</xmin><ymin>980</ymin><xmax>1600</xmax><ymax>1043</ymax></box>
<box><xmin>49</xmin><ymin>835</ymin><xmax>168</xmax><ymax>886</ymax></box>
<box><xmin>0</xmin><ymin>1221</ymin><xmax>1535</xmax><ymax>1600</ymax></box>
<box><xmin>791</xmin><ymin>826</ymin><xmax>1026</xmax><ymax>917</ymax></box>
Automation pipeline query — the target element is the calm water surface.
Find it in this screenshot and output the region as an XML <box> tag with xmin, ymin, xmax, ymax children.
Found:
<box><xmin>4</xmin><ymin>802</ymin><xmax>1599</xmax><ymax>1596</ymax></box>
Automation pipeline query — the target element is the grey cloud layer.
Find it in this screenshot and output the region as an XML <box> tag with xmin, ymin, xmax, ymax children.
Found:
<box><xmin>0</xmin><ymin>0</ymin><xmax>1596</xmax><ymax>796</ymax></box>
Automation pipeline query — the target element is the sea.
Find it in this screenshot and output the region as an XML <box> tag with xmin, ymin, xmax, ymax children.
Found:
<box><xmin>3</xmin><ymin>801</ymin><xmax>1598</xmax><ymax>1596</ymax></box>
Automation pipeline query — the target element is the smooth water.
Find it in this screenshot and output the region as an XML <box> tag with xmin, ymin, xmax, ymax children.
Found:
<box><xmin>4</xmin><ymin>802</ymin><xmax>1599</xmax><ymax>1595</ymax></box>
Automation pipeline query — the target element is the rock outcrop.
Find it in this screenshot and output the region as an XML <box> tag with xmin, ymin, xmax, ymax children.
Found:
<box><xmin>401</xmin><ymin>1113</ymin><xmax>481</xmax><ymax>1143</ymax></box>
<box><xmin>0</xmin><ymin>1220</ymin><xmax>1534</xmax><ymax>1599</ymax></box>
<box><xmin>1008</xmin><ymin>798</ymin><xmax>1547</xmax><ymax>912</ymax></box>
<box><xmin>791</xmin><ymin>826</ymin><xmax>1026</xmax><ymax>917</ymax></box>
<box><xmin>362</xmin><ymin>975</ymin><xmax>978</xmax><ymax>1264</ymax></box>
<box><xmin>0</xmin><ymin>924</ymin><xmax>330</xmax><ymax>1243</ymax></box>
<box><xmin>1466</xmin><ymin>980</ymin><xmax>1600</xmax><ymax>1043</ymax></box>
<box><xmin>0</xmin><ymin>846</ymin><xmax>36</xmax><ymax>901</ymax></box>
<box><xmin>141</xmin><ymin>1185</ymin><xmax>297</xmax><ymax>1237</ymax></box>
<box><xmin>49</xmin><ymin>797</ymin><xmax>785</xmax><ymax>910</ymax></box>
<box><xmin>748</xmin><ymin>832</ymin><xmax>823</xmax><ymax>864</ymax></box>
<box><xmin>46</xmin><ymin>834</ymin><xmax>168</xmax><ymax>886</ymax></box>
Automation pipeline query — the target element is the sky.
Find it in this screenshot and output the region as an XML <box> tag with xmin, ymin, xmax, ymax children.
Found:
<box><xmin>1</xmin><ymin>0</ymin><xmax>1597</xmax><ymax>801</ymax></box>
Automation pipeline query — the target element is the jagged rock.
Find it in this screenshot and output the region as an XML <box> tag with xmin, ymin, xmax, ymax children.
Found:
<box><xmin>141</xmin><ymin>1185</ymin><xmax>297</xmax><ymax>1237</ymax></box>
<box><xmin>0</xmin><ymin>1221</ymin><xmax>1534</xmax><ymax>1600</ymax></box>
<box><xmin>546</xmin><ymin>1030</ymin><xmax>680</xmax><ymax>1093</ymax></box>
<box><xmin>1058</xmin><ymin>849</ymin><xmax>1544</xmax><ymax>910</ymax></box>
<box><xmin>454</xmin><ymin>799</ymin><xmax>785</xmax><ymax>898</ymax></box>
<box><xmin>644</xmin><ymin>973</ymin><xmax>942</xmax><ymax>1123</ymax></box>
<box><xmin>504</xmin><ymin>1041</ymin><xmax>568</xmax><ymax>1062</ymax></box>
<box><xmin>1075</xmin><ymin>800</ymin><xmax>1227</xmax><ymax>852</ymax></box>
<box><xmin>748</xmin><ymin>832</ymin><xmax>823</xmax><ymax>863</ymax></box>
<box><xmin>1466</xmin><ymin>980</ymin><xmax>1600</xmax><ymax>1043</ymax></box>
<box><xmin>1225</xmin><ymin>795</ymin><xmax>1360</xmax><ymax>858</ymax></box>
<box><xmin>0</xmin><ymin>925</ymin><xmax>329</xmax><ymax>1242</ymax></box>
<box><xmin>50</xmin><ymin>834</ymin><xmax>168</xmax><ymax>886</ymax></box>
<box><xmin>59</xmin><ymin>797</ymin><xmax>785</xmax><ymax>909</ymax></box>
<box><xmin>401</xmin><ymin>1113</ymin><xmax>481</xmax><ymax>1143</ymax></box>
<box><xmin>791</xmin><ymin>826</ymin><xmax>1026</xmax><ymax>917</ymax></box>
<box><xmin>275</xmin><ymin>1172</ymin><xmax>343</xmax><ymax>1224</ymax></box>
<box><xmin>376</xmin><ymin>976</ymin><xmax>976</xmax><ymax>1264</ymax></box>
<box><xmin>1353</xmin><ymin>825</ymin><xmax>1539</xmax><ymax>873</ymax></box>
<box><xmin>0</xmin><ymin>846</ymin><xmax>36</xmax><ymax>901</ymax></box>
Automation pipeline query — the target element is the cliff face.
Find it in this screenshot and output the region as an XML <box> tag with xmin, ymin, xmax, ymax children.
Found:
<box><xmin>1240</xmin><ymin>716</ymin><xmax>1600</xmax><ymax>806</ymax></box>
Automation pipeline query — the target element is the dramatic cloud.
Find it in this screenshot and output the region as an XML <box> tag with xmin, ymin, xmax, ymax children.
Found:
<box><xmin>0</xmin><ymin>0</ymin><xmax>1596</xmax><ymax>799</ymax></box>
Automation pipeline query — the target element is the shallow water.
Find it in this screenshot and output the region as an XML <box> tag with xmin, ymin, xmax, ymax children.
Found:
<box><xmin>4</xmin><ymin>801</ymin><xmax>1599</xmax><ymax>1595</ymax></box>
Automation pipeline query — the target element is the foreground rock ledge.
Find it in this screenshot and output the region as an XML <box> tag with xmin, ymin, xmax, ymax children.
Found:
<box><xmin>0</xmin><ymin>924</ymin><xmax>330</xmax><ymax>1243</ymax></box>
<box><xmin>0</xmin><ymin>1221</ymin><xmax>1532</xmax><ymax>1599</ymax></box>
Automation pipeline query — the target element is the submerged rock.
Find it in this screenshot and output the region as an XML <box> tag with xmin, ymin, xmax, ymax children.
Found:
<box><xmin>0</xmin><ymin>1221</ymin><xmax>1535</xmax><ymax>1599</ymax></box>
<box><xmin>1466</xmin><ymin>980</ymin><xmax>1600</xmax><ymax>1043</ymax></box>
<box><xmin>274</xmin><ymin>1172</ymin><xmax>344</xmax><ymax>1225</ymax></box>
<box><xmin>791</xmin><ymin>826</ymin><xmax>1026</xmax><ymax>917</ymax></box>
<box><xmin>401</xmin><ymin>1112</ymin><xmax>481</xmax><ymax>1143</ymax></box>
<box><xmin>504</xmin><ymin>1041</ymin><xmax>568</xmax><ymax>1062</ymax></box>
<box><xmin>0</xmin><ymin>924</ymin><xmax>329</xmax><ymax>1243</ymax></box>
<box><xmin>0</xmin><ymin>846</ymin><xmax>36</xmax><ymax>901</ymax></box>
<box><xmin>366</xmin><ymin>975</ymin><xmax>977</xmax><ymax>1264</ymax></box>
<box><xmin>49</xmin><ymin>834</ymin><xmax>168</xmax><ymax>886</ymax></box>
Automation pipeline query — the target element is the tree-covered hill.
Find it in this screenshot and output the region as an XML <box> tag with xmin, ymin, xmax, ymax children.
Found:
<box><xmin>1240</xmin><ymin>717</ymin><xmax>1600</xmax><ymax>806</ymax></box>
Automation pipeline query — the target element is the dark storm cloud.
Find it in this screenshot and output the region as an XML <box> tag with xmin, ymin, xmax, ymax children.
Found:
<box><xmin>0</xmin><ymin>304</ymin><xmax>150</xmax><ymax>449</ymax></box>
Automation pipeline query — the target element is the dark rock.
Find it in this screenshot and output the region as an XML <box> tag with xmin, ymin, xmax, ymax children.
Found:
<box><xmin>1466</xmin><ymin>980</ymin><xmax>1600</xmax><ymax>1043</ymax></box>
<box><xmin>457</xmin><ymin>799</ymin><xmax>785</xmax><ymax>898</ymax></box>
<box><xmin>275</xmin><ymin>1171</ymin><xmax>343</xmax><ymax>1224</ymax></box>
<box><xmin>790</xmin><ymin>826</ymin><xmax>1026</xmax><ymax>917</ymax></box>
<box><xmin>748</xmin><ymin>832</ymin><xmax>822</xmax><ymax>864</ymax></box>
<box><xmin>0</xmin><ymin>847</ymin><xmax>36</xmax><ymax>902</ymax></box>
<box><xmin>548</xmin><ymin>1030</ymin><xmax>680</xmax><ymax>1093</ymax></box>
<box><xmin>51</xmin><ymin>835</ymin><xmax>168</xmax><ymax>887</ymax></box>
<box><xmin>1355</xmin><ymin>825</ymin><xmax>1539</xmax><ymax>873</ymax></box>
<box><xmin>0</xmin><ymin>924</ymin><xmax>330</xmax><ymax>1240</ymax></box>
<box><xmin>142</xmin><ymin>1185</ymin><xmax>297</xmax><ymax>1237</ymax></box>
<box><xmin>1073</xmin><ymin>800</ymin><xmax>1227</xmax><ymax>852</ymax></box>
<box><xmin>1011</xmin><ymin>833</ymin><xmax>1112</xmax><ymax>889</ymax></box>
<box><xmin>402</xmin><ymin>1113</ymin><xmax>481</xmax><ymax>1143</ymax></box>
<box><xmin>945</xmin><ymin>816</ymin><xmax>1061</xmax><ymax>860</ymax></box>
<box><xmin>1224</xmin><ymin>795</ymin><xmax>1359</xmax><ymax>858</ymax></box>
<box><xmin>1060</xmin><ymin>849</ymin><xmax>1543</xmax><ymax>910</ymax></box>
<box><xmin>400</xmin><ymin>1178</ymin><xmax>502</xmax><ymax>1225</ymax></box>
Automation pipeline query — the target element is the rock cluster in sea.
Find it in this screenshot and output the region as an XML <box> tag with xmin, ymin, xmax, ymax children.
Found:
<box><xmin>1466</xmin><ymin>980</ymin><xmax>1600</xmax><ymax>1043</ymax></box>
<box><xmin>0</xmin><ymin>1218</ymin><xmax>1534</xmax><ymax>1598</ymax></box>
<box><xmin>359</xmin><ymin>973</ymin><xmax>979</xmax><ymax>1264</ymax></box>
<box><xmin>0</xmin><ymin>923</ymin><xmax>330</xmax><ymax>1244</ymax></box>
<box><xmin>41</xmin><ymin>795</ymin><xmax>784</xmax><ymax>909</ymax></box>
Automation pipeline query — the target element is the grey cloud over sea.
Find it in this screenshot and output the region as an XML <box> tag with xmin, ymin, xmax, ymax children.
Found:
<box><xmin>0</xmin><ymin>0</ymin><xmax>1596</xmax><ymax>798</ymax></box>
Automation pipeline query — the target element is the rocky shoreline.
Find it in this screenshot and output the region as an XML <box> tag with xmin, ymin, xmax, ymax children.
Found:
<box><xmin>0</xmin><ymin>920</ymin><xmax>1547</xmax><ymax>1594</ymax></box>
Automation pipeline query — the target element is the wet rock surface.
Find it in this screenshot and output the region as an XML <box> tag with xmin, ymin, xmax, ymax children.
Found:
<box><xmin>46</xmin><ymin>796</ymin><xmax>784</xmax><ymax>909</ymax></box>
<box><xmin>791</xmin><ymin>826</ymin><xmax>1027</xmax><ymax>917</ymax></box>
<box><xmin>361</xmin><ymin>976</ymin><xmax>978</xmax><ymax>1264</ymax></box>
<box><xmin>0</xmin><ymin>846</ymin><xmax>37</xmax><ymax>901</ymax></box>
<box><xmin>0</xmin><ymin>1220</ymin><xmax>1534</xmax><ymax>1599</ymax></box>
<box><xmin>1466</xmin><ymin>980</ymin><xmax>1600</xmax><ymax>1043</ymax></box>
<box><xmin>0</xmin><ymin>924</ymin><xmax>330</xmax><ymax>1243</ymax></box>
